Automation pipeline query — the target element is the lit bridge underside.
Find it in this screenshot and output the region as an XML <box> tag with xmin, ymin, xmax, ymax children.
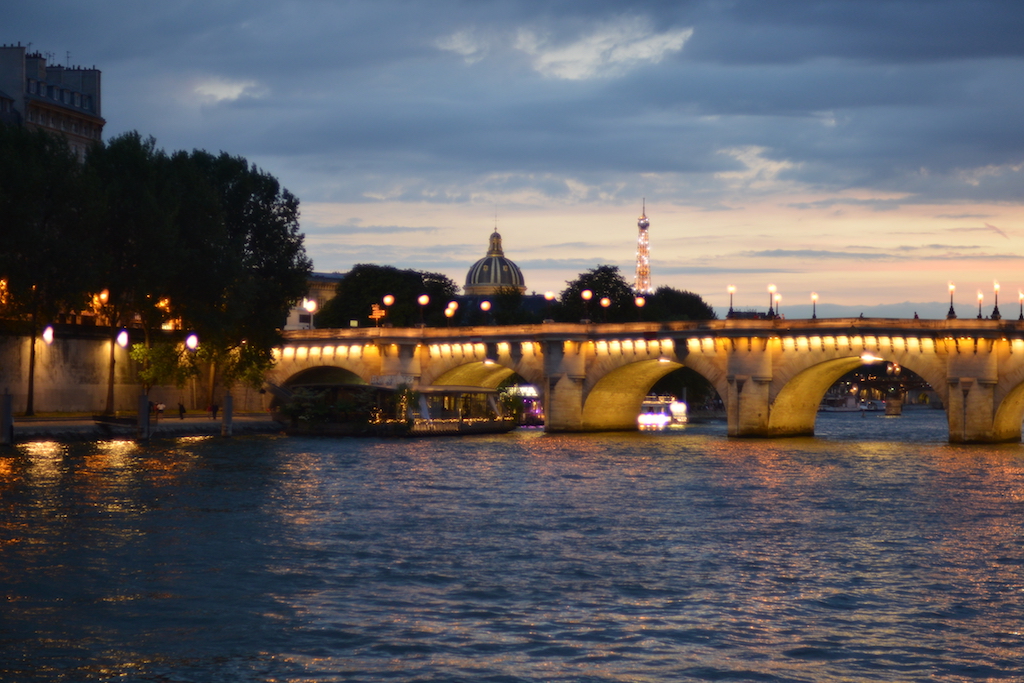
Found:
<box><xmin>270</xmin><ymin>318</ymin><xmax>1024</xmax><ymax>443</ymax></box>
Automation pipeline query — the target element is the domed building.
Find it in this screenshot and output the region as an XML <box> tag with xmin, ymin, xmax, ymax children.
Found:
<box><xmin>464</xmin><ymin>230</ymin><xmax>526</xmax><ymax>296</ymax></box>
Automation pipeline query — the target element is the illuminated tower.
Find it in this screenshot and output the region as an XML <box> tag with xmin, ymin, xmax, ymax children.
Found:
<box><xmin>634</xmin><ymin>200</ymin><xmax>653</xmax><ymax>294</ymax></box>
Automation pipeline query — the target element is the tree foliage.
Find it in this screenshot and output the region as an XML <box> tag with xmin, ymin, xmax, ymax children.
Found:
<box><xmin>553</xmin><ymin>265</ymin><xmax>716</xmax><ymax>323</ymax></box>
<box><xmin>556</xmin><ymin>265</ymin><xmax>636</xmax><ymax>322</ymax></box>
<box><xmin>0</xmin><ymin>124</ymin><xmax>312</xmax><ymax>409</ymax></box>
<box><xmin>643</xmin><ymin>286</ymin><xmax>717</xmax><ymax>322</ymax></box>
<box><xmin>317</xmin><ymin>264</ymin><xmax>458</xmax><ymax>328</ymax></box>
<box><xmin>0</xmin><ymin>124</ymin><xmax>94</xmax><ymax>413</ymax></box>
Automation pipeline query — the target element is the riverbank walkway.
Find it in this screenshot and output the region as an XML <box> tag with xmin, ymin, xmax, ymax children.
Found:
<box><xmin>7</xmin><ymin>413</ymin><xmax>284</xmax><ymax>442</ymax></box>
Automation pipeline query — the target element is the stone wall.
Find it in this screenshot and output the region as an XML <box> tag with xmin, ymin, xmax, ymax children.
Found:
<box><xmin>0</xmin><ymin>327</ymin><xmax>268</xmax><ymax>415</ymax></box>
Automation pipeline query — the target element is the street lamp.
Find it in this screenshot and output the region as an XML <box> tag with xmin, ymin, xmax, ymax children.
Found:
<box><xmin>767</xmin><ymin>284</ymin><xmax>776</xmax><ymax>318</ymax></box>
<box><xmin>811</xmin><ymin>292</ymin><xmax>818</xmax><ymax>320</ymax></box>
<box><xmin>185</xmin><ymin>333</ymin><xmax>199</xmax><ymax>351</ymax></box>
<box><xmin>117</xmin><ymin>329</ymin><xmax>130</xmax><ymax>348</ymax></box>
<box><xmin>302</xmin><ymin>298</ymin><xmax>317</xmax><ymax>329</ymax></box>
<box><xmin>727</xmin><ymin>285</ymin><xmax>735</xmax><ymax>318</ymax></box>
<box><xmin>947</xmin><ymin>282</ymin><xmax>957</xmax><ymax>319</ymax></box>
<box><xmin>600</xmin><ymin>297</ymin><xmax>611</xmax><ymax>322</ymax></box>
<box><xmin>581</xmin><ymin>289</ymin><xmax>593</xmax><ymax>322</ymax></box>
<box><xmin>774</xmin><ymin>293</ymin><xmax>782</xmax><ymax>319</ymax></box>
<box><xmin>1019</xmin><ymin>290</ymin><xmax>1023</xmax><ymax>321</ymax></box>
<box><xmin>977</xmin><ymin>291</ymin><xmax>984</xmax><ymax>319</ymax></box>
<box><xmin>635</xmin><ymin>296</ymin><xmax>645</xmax><ymax>321</ymax></box>
<box><xmin>444</xmin><ymin>300</ymin><xmax>459</xmax><ymax>326</ymax></box>
<box><xmin>543</xmin><ymin>290</ymin><xmax>555</xmax><ymax>322</ymax></box>
<box><xmin>42</xmin><ymin>325</ymin><xmax>54</xmax><ymax>345</ymax></box>
<box><xmin>417</xmin><ymin>294</ymin><xmax>429</xmax><ymax>326</ymax></box>
<box><xmin>992</xmin><ymin>281</ymin><xmax>1001</xmax><ymax>320</ymax></box>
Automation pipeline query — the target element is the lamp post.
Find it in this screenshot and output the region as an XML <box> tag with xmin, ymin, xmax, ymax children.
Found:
<box><xmin>42</xmin><ymin>325</ymin><xmax>54</xmax><ymax>345</ymax></box>
<box><xmin>382</xmin><ymin>294</ymin><xmax>394</xmax><ymax>327</ymax></box>
<box><xmin>947</xmin><ymin>282</ymin><xmax>957</xmax><ymax>319</ymax></box>
<box><xmin>992</xmin><ymin>281</ymin><xmax>1001</xmax><ymax>320</ymax></box>
<box><xmin>1019</xmin><ymin>291</ymin><xmax>1023</xmax><ymax>321</ymax></box>
<box><xmin>600</xmin><ymin>297</ymin><xmax>611</xmax><ymax>322</ymax></box>
<box><xmin>727</xmin><ymin>285</ymin><xmax>735</xmax><ymax>318</ymax></box>
<box><xmin>767</xmin><ymin>284</ymin><xmax>776</xmax><ymax>318</ymax></box>
<box><xmin>635</xmin><ymin>296</ymin><xmax>645</xmax><ymax>321</ymax></box>
<box><xmin>774</xmin><ymin>293</ymin><xmax>782</xmax><ymax>319</ymax></box>
<box><xmin>977</xmin><ymin>291</ymin><xmax>984</xmax><ymax>319</ymax></box>
<box><xmin>581</xmin><ymin>289</ymin><xmax>593</xmax><ymax>322</ymax></box>
<box><xmin>480</xmin><ymin>299</ymin><xmax>492</xmax><ymax>325</ymax></box>
<box><xmin>543</xmin><ymin>291</ymin><xmax>555</xmax><ymax>322</ymax></box>
<box><xmin>811</xmin><ymin>292</ymin><xmax>818</xmax><ymax>320</ymax></box>
<box><xmin>185</xmin><ymin>333</ymin><xmax>199</xmax><ymax>351</ymax></box>
<box><xmin>302</xmin><ymin>298</ymin><xmax>317</xmax><ymax>329</ymax></box>
<box><xmin>417</xmin><ymin>294</ymin><xmax>429</xmax><ymax>326</ymax></box>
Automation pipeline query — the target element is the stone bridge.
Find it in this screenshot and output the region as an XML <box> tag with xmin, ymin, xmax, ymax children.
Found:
<box><xmin>270</xmin><ymin>318</ymin><xmax>1024</xmax><ymax>443</ymax></box>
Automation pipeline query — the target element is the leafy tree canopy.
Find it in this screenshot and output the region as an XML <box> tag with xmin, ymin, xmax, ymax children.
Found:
<box><xmin>317</xmin><ymin>264</ymin><xmax>458</xmax><ymax>328</ymax></box>
<box><xmin>556</xmin><ymin>265</ymin><xmax>636</xmax><ymax>322</ymax></box>
<box><xmin>553</xmin><ymin>266</ymin><xmax>716</xmax><ymax>323</ymax></box>
<box><xmin>643</xmin><ymin>286</ymin><xmax>717</xmax><ymax>322</ymax></box>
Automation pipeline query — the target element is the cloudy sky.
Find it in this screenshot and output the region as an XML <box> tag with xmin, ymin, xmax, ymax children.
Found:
<box><xmin>7</xmin><ymin>1</ymin><xmax>1024</xmax><ymax>316</ymax></box>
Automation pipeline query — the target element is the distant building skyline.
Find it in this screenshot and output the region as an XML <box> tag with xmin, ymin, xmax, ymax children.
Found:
<box><xmin>0</xmin><ymin>43</ymin><xmax>104</xmax><ymax>159</ymax></box>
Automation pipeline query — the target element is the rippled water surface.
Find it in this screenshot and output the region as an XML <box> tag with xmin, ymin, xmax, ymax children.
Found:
<box><xmin>2</xmin><ymin>412</ymin><xmax>1023</xmax><ymax>681</ymax></box>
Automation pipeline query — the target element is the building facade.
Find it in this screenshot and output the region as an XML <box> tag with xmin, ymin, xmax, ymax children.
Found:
<box><xmin>0</xmin><ymin>43</ymin><xmax>104</xmax><ymax>159</ymax></box>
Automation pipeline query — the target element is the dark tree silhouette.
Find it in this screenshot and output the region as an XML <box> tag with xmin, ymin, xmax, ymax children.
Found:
<box><xmin>317</xmin><ymin>264</ymin><xmax>458</xmax><ymax>328</ymax></box>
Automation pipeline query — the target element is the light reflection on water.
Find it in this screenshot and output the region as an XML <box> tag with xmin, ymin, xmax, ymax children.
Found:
<box><xmin>1</xmin><ymin>414</ymin><xmax>1023</xmax><ymax>682</ymax></box>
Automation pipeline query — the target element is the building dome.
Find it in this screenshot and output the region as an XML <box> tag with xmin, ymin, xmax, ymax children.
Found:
<box><xmin>464</xmin><ymin>230</ymin><xmax>526</xmax><ymax>295</ymax></box>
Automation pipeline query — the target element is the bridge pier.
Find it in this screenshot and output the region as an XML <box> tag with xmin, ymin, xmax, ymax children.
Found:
<box><xmin>544</xmin><ymin>374</ymin><xmax>585</xmax><ymax>432</ymax></box>
<box><xmin>947</xmin><ymin>378</ymin><xmax>1017</xmax><ymax>443</ymax></box>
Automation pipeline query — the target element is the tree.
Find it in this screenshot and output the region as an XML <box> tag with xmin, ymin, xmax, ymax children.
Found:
<box><xmin>556</xmin><ymin>265</ymin><xmax>636</xmax><ymax>323</ymax></box>
<box><xmin>85</xmin><ymin>132</ymin><xmax>180</xmax><ymax>412</ymax></box>
<box><xmin>644</xmin><ymin>286</ymin><xmax>717</xmax><ymax>321</ymax></box>
<box><xmin>0</xmin><ymin>124</ymin><xmax>93</xmax><ymax>414</ymax></box>
<box><xmin>317</xmin><ymin>264</ymin><xmax>458</xmax><ymax>328</ymax></box>
<box><xmin>180</xmin><ymin>151</ymin><xmax>311</xmax><ymax>406</ymax></box>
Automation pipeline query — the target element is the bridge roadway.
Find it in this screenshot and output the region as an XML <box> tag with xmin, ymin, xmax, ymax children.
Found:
<box><xmin>273</xmin><ymin>317</ymin><xmax>1024</xmax><ymax>443</ymax></box>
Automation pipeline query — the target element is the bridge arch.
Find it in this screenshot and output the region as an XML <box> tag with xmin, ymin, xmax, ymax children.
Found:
<box><xmin>582</xmin><ymin>359</ymin><xmax>684</xmax><ymax>431</ymax></box>
<box><xmin>768</xmin><ymin>357</ymin><xmax>867</xmax><ymax>436</ymax></box>
<box><xmin>282</xmin><ymin>365</ymin><xmax>367</xmax><ymax>388</ymax></box>
<box><xmin>767</xmin><ymin>351</ymin><xmax>950</xmax><ymax>437</ymax></box>
<box><xmin>432</xmin><ymin>361</ymin><xmax>518</xmax><ymax>389</ymax></box>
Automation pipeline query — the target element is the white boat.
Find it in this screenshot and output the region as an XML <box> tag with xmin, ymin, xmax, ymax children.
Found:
<box><xmin>638</xmin><ymin>395</ymin><xmax>687</xmax><ymax>430</ymax></box>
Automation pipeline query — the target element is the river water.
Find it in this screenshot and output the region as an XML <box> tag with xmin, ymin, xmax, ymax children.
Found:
<box><xmin>2</xmin><ymin>411</ymin><xmax>1022</xmax><ymax>682</ymax></box>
